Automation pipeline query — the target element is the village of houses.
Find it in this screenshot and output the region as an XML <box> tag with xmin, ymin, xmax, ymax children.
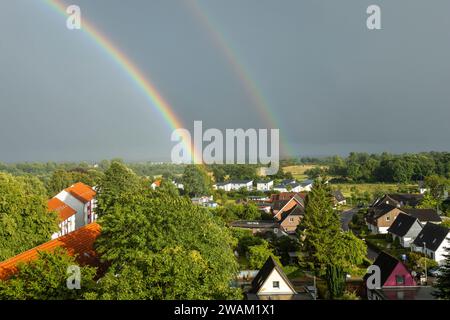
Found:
<box><xmin>1</xmin><ymin>169</ymin><xmax>449</xmax><ymax>301</ymax></box>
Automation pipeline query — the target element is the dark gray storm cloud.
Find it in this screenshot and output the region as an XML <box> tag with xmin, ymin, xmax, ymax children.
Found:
<box><xmin>0</xmin><ymin>0</ymin><xmax>449</xmax><ymax>162</ymax></box>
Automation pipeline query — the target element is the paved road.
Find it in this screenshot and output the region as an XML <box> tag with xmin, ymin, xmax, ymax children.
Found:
<box><xmin>340</xmin><ymin>208</ymin><xmax>359</xmax><ymax>231</ymax></box>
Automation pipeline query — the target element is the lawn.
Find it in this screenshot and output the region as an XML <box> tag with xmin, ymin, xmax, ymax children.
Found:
<box><xmin>364</xmin><ymin>234</ymin><xmax>409</xmax><ymax>260</ymax></box>
<box><xmin>282</xmin><ymin>165</ymin><xmax>327</xmax><ymax>180</ymax></box>
<box><xmin>331</xmin><ymin>183</ymin><xmax>414</xmax><ymax>198</ymax></box>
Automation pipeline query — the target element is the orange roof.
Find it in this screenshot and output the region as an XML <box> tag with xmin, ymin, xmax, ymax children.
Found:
<box><xmin>0</xmin><ymin>222</ymin><xmax>101</xmax><ymax>280</ymax></box>
<box><xmin>152</xmin><ymin>180</ymin><xmax>161</xmax><ymax>187</ymax></box>
<box><xmin>48</xmin><ymin>198</ymin><xmax>76</xmax><ymax>221</ymax></box>
<box><xmin>65</xmin><ymin>182</ymin><xmax>96</xmax><ymax>203</ymax></box>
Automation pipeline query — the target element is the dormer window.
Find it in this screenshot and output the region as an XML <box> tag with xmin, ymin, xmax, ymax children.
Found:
<box><xmin>273</xmin><ymin>281</ymin><xmax>280</xmax><ymax>288</ymax></box>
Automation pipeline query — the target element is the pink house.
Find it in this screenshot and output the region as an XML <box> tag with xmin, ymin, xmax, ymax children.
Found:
<box><xmin>365</xmin><ymin>251</ymin><xmax>416</xmax><ymax>299</ymax></box>
<box><xmin>367</xmin><ymin>251</ymin><xmax>416</xmax><ymax>287</ymax></box>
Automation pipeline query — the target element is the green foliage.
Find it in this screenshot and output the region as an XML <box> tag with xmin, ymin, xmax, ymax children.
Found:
<box><xmin>418</xmin><ymin>194</ymin><xmax>440</xmax><ymax>210</ymax></box>
<box><xmin>46</xmin><ymin>169</ymin><xmax>104</xmax><ymax>196</ymax></box>
<box><xmin>434</xmin><ymin>245</ymin><xmax>450</xmax><ymax>299</ymax></box>
<box><xmin>304</xmin><ymin>166</ymin><xmax>326</xmax><ymax>179</ymax></box>
<box><xmin>441</xmin><ymin>220</ymin><xmax>450</xmax><ymax>229</ymax></box>
<box><xmin>0</xmin><ymin>249</ymin><xmax>97</xmax><ymax>300</ymax></box>
<box><xmin>300</xmin><ymin>178</ymin><xmax>366</xmax><ymax>299</ymax></box>
<box><xmin>424</xmin><ymin>175</ymin><xmax>449</xmax><ymax>200</ymax></box>
<box><xmin>182</xmin><ymin>165</ymin><xmax>212</xmax><ymax>197</ymax></box>
<box><xmin>0</xmin><ymin>172</ymin><xmax>58</xmax><ymax>260</ymax></box>
<box><xmin>338</xmin><ymin>290</ymin><xmax>360</xmax><ymax>300</ymax></box>
<box><xmin>247</xmin><ymin>241</ymin><xmax>281</xmax><ymax>269</ymax></box>
<box><xmin>94</xmin><ymin>173</ymin><xmax>241</xmax><ymax>299</ymax></box>
<box><xmin>209</xmin><ymin>164</ymin><xmax>258</xmax><ymax>182</ymax></box>
<box><xmin>213</xmin><ymin>203</ymin><xmax>261</xmax><ymax>223</ymax></box>
<box><xmin>407</xmin><ymin>252</ymin><xmax>438</xmax><ymax>273</ymax></box>
<box><xmin>327</xmin><ymin>152</ymin><xmax>449</xmax><ymax>183</ymax></box>
<box><xmin>95</xmin><ymin>160</ymin><xmax>143</xmax><ymax>217</ymax></box>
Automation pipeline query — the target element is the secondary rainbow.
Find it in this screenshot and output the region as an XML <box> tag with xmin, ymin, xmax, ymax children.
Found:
<box><xmin>184</xmin><ymin>0</ymin><xmax>294</xmax><ymax>157</ymax></box>
<box><xmin>44</xmin><ymin>0</ymin><xmax>199</xmax><ymax>162</ymax></box>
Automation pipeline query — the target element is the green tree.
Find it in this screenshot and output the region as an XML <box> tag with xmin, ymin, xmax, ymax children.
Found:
<box><xmin>94</xmin><ymin>180</ymin><xmax>240</xmax><ymax>299</ymax></box>
<box><xmin>434</xmin><ymin>243</ymin><xmax>450</xmax><ymax>299</ymax></box>
<box><xmin>95</xmin><ymin>160</ymin><xmax>142</xmax><ymax>217</ymax></box>
<box><xmin>300</xmin><ymin>178</ymin><xmax>366</xmax><ymax>299</ymax></box>
<box><xmin>418</xmin><ymin>194</ymin><xmax>440</xmax><ymax>210</ymax></box>
<box><xmin>425</xmin><ymin>175</ymin><xmax>449</xmax><ymax>201</ymax></box>
<box><xmin>0</xmin><ymin>173</ymin><xmax>58</xmax><ymax>260</ymax></box>
<box><xmin>182</xmin><ymin>165</ymin><xmax>212</xmax><ymax>197</ymax></box>
<box><xmin>248</xmin><ymin>241</ymin><xmax>281</xmax><ymax>269</ymax></box>
<box><xmin>0</xmin><ymin>249</ymin><xmax>97</xmax><ymax>300</ymax></box>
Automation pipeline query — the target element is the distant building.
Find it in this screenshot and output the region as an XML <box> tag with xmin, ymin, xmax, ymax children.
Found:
<box><xmin>331</xmin><ymin>190</ymin><xmax>346</xmax><ymax>207</ymax></box>
<box><xmin>402</xmin><ymin>208</ymin><xmax>442</xmax><ymax>224</ymax></box>
<box><xmin>191</xmin><ymin>195</ymin><xmax>218</xmax><ymax>208</ymax></box>
<box><xmin>213</xmin><ymin>180</ymin><xmax>253</xmax><ymax>191</ymax></box>
<box><xmin>256</xmin><ymin>180</ymin><xmax>274</xmax><ymax>191</ymax></box>
<box><xmin>54</xmin><ymin>182</ymin><xmax>97</xmax><ymax>232</ymax></box>
<box><xmin>278</xmin><ymin>205</ymin><xmax>304</xmax><ymax>234</ymax></box>
<box><xmin>372</xmin><ymin>193</ymin><xmax>424</xmax><ymax>208</ymax></box>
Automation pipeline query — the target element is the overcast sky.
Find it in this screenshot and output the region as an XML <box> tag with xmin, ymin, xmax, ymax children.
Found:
<box><xmin>1</xmin><ymin>0</ymin><xmax>449</xmax><ymax>162</ymax></box>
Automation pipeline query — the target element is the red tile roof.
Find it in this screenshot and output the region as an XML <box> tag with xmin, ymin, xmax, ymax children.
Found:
<box><xmin>152</xmin><ymin>180</ymin><xmax>161</xmax><ymax>187</ymax></box>
<box><xmin>48</xmin><ymin>197</ymin><xmax>76</xmax><ymax>221</ymax></box>
<box><xmin>0</xmin><ymin>222</ymin><xmax>101</xmax><ymax>280</ymax></box>
<box><xmin>65</xmin><ymin>182</ymin><xmax>96</xmax><ymax>203</ymax></box>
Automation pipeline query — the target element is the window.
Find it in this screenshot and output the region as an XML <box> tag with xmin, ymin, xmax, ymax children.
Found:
<box><xmin>386</xmin><ymin>216</ymin><xmax>390</xmax><ymax>221</ymax></box>
<box><xmin>273</xmin><ymin>281</ymin><xmax>280</xmax><ymax>288</ymax></box>
<box><xmin>289</xmin><ymin>217</ymin><xmax>294</xmax><ymax>222</ymax></box>
<box><xmin>395</xmin><ymin>275</ymin><xmax>405</xmax><ymax>285</ymax></box>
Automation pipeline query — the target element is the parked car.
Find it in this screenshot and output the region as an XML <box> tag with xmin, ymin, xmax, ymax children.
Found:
<box><xmin>428</xmin><ymin>267</ymin><xmax>442</xmax><ymax>277</ymax></box>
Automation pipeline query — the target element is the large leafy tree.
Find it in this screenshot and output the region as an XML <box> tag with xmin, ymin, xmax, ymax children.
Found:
<box><xmin>46</xmin><ymin>169</ymin><xmax>104</xmax><ymax>197</ymax></box>
<box><xmin>92</xmin><ymin>170</ymin><xmax>240</xmax><ymax>299</ymax></box>
<box><xmin>425</xmin><ymin>175</ymin><xmax>449</xmax><ymax>201</ymax></box>
<box><xmin>182</xmin><ymin>164</ymin><xmax>212</xmax><ymax>197</ymax></box>
<box><xmin>0</xmin><ymin>249</ymin><xmax>97</xmax><ymax>300</ymax></box>
<box><xmin>299</xmin><ymin>178</ymin><xmax>366</xmax><ymax>299</ymax></box>
<box><xmin>0</xmin><ymin>173</ymin><xmax>58</xmax><ymax>260</ymax></box>
<box><xmin>248</xmin><ymin>240</ymin><xmax>281</xmax><ymax>269</ymax></box>
<box><xmin>95</xmin><ymin>160</ymin><xmax>143</xmax><ymax>217</ymax></box>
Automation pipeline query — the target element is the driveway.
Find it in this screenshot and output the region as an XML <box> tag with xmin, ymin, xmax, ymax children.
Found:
<box><xmin>340</xmin><ymin>208</ymin><xmax>359</xmax><ymax>231</ymax></box>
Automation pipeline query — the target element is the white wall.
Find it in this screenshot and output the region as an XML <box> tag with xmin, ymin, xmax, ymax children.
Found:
<box><xmin>257</xmin><ymin>182</ymin><xmax>273</xmax><ymax>191</ymax></box>
<box><xmin>435</xmin><ymin>237</ymin><xmax>450</xmax><ymax>265</ymax></box>
<box><xmin>55</xmin><ymin>190</ymin><xmax>86</xmax><ymax>229</ymax></box>
<box><xmin>257</xmin><ymin>269</ymin><xmax>295</xmax><ymax>295</ymax></box>
<box><xmin>51</xmin><ymin>215</ymin><xmax>76</xmax><ymax>239</ymax></box>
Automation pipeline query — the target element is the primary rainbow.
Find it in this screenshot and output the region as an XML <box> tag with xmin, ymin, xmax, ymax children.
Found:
<box><xmin>44</xmin><ymin>0</ymin><xmax>199</xmax><ymax>162</ymax></box>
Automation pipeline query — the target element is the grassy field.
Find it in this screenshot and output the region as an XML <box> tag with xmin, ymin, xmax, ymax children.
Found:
<box><xmin>282</xmin><ymin>165</ymin><xmax>326</xmax><ymax>180</ymax></box>
<box><xmin>331</xmin><ymin>183</ymin><xmax>406</xmax><ymax>198</ymax></box>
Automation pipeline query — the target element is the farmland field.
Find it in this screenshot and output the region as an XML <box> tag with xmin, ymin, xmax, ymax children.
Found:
<box><xmin>282</xmin><ymin>165</ymin><xmax>326</xmax><ymax>180</ymax></box>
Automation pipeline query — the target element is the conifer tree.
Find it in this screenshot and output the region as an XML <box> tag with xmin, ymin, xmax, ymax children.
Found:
<box><xmin>434</xmin><ymin>241</ymin><xmax>450</xmax><ymax>299</ymax></box>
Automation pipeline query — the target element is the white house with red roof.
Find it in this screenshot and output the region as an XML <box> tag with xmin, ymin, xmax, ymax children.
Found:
<box><xmin>47</xmin><ymin>198</ymin><xmax>77</xmax><ymax>239</ymax></box>
<box><xmin>54</xmin><ymin>182</ymin><xmax>97</xmax><ymax>232</ymax></box>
